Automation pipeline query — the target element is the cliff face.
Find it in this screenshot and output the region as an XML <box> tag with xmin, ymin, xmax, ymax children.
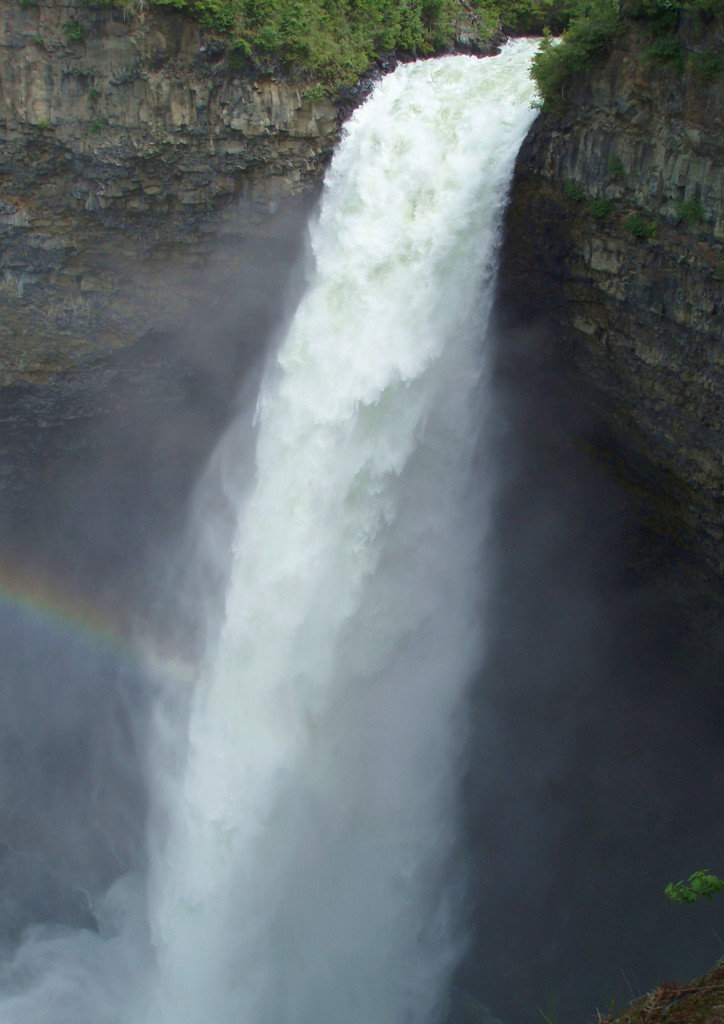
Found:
<box><xmin>2</xmin><ymin>3</ymin><xmax>722</xmax><ymax>580</ymax></box>
<box><xmin>0</xmin><ymin>0</ymin><xmax>337</xmax><ymax>383</ymax></box>
<box><xmin>499</xmin><ymin>15</ymin><xmax>723</xmax><ymax>578</ymax></box>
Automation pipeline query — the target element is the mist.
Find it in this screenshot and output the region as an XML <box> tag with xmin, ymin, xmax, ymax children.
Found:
<box><xmin>1</xmin><ymin>49</ymin><xmax>721</xmax><ymax>1024</ymax></box>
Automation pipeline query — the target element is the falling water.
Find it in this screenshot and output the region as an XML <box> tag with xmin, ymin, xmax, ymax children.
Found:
<box><xmin>145</xmin><ymin>40</ymin><xmax>539</xmax><ymax>1024</ymax></box>
<box><xmin>0</xmin><ymin>40</ymin><xmax>539</xmax><ymax>1024</ymax></box>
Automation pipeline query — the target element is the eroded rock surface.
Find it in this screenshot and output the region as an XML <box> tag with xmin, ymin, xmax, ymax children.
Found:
<box><xmin>0</xmin><ymin>0</ymin><xmax>336</xmax><ymax>382</ymax></box>
<box><xmin>499</xmin><ymin>14</ymin><xmax>723</xmax><ymax>577</ymax></box>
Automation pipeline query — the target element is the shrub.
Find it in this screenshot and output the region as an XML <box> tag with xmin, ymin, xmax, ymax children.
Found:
<box><xmin>227</xmin><ymin>39</ymin><xmax>252</xmax><ymax>65</ymax></box>
<box><xmin>690</xmin><ymin>48</ymin><xmax>723</xmax><ymax>82</ymax></box>
<box><xmin>531</xmin><ymin>0</ymin><xmax>623</xmax><ymax>109</ymax></box>
<box><xmin>89</xmin><ymin>116</ymin><xmax>108</xmax><ymax>133</ymax></box>
<box><xmin>625</xmin><ymin>212</ymin><xmax>657</xmax><ymax>238</ymax></box>
<box><xmin>499</xmin><ymin>0</ymin><xmax>580</xmax><ymax>35</ymax></box>
<box><xmin>564</xmin><ymin>179</ymin><xmax>587</xmax><ymax>201</ymax></box>
<box><xmin>665</xmin><ymin>870</ymin><xmax>724</xmax><ymax>904</ymax></box>
<box><xmin>675</xmin><ymin>197</ymin><xmax>704</xmax><ymax>224</ymax></box>
<box><xmin>608</xmin><ymin>155</ymin><xmax>625</xmax><ymax>181</ymax></box>
<box><xmin>643</xmin><ymin>34</ymin><xmax>684</xmax><ymax>67</ymax></box>
<box><xmin>151</xmin><ymin>0</ymin><xmax>240</xmax><ymax>31</ymax></box>
<box><xmin>303</xmin><ymin>83</ymin><xmax>327</xmax><ymax>102</ymax></box>
<box><xmin>589</xmin><ymin>196</ymin><xmax>614</xmax><ymax>218</ymax></box>
<box><xmin>64</xmin><ymin>19</ymin><xmax>86</xmax><ymax>42</ymax></box>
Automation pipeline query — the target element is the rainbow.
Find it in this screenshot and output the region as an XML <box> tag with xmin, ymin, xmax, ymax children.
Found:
<box><xmin>0</xmin><ymin>557</ymin><xmax>194</xmax><ymax>684</ymax></box>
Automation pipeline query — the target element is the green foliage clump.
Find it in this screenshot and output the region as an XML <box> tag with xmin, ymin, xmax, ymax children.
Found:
<box><xmin>32</xmin><ymin>35</ymin><xmax>46</xmax><ymax>48</ymax></box>
<box><xmin>665</xmin><ymin>870</ymin><xmax>724</xmax><ymax>904</ymax></box>
<box><xmin>498</xmin><ymin>0</ymin><xmax>579</xmax><ymax>35</ymax></box>
<box><xmin>625</xmin><ymin>212</ymin><xmax>657</xmax><ymax>238</ymax></box>
<box><xmin>564</xmin><ymin>179</ymin><xmax>587</xmax><ymax>201</ymax></box>
<box><xmin>303</xmin><ymin>82</ymin><xmax>327</xmax><ymax>101</ymax></box>
<box><xmin>643</xmin><ymin>33</ymin><xmax>684</xmax><ymax>66</ymax></box>
<box><xmin>608</xmin><ymin>155</ymin><xmax>625</xmax><ymax>181</ymax></box>
<box><xmin>152</xmin><ymin>0</ymin><xmax>240</xmax><ymax>31</ymax></box>
<box><xmin>675</xmin><ymin>197</ymin><xmax>705</xmax><ymax>223</ymax></box>
<box><xmin>89</xmin><ymin>116</ymin><xmax>108</xmax><ymax>133</ymax></box>
<box><xmin>589</xmin><ymin>195</ymin><xmax>613</xmax><ymax>217</ymax></box>
<box><xmin>64</xmin><ymin>19</ymin><xmax>86</xmax><ymax>42</ymax></box>
<box><xmin>690</xmin><ymin>48</ymin><xmax>723</xmax><ymax>81</ymax></box>
<box><xmin>531</xmin><ymin>0</ymin><xmax>623</xmax><ymax>108</ymax></box>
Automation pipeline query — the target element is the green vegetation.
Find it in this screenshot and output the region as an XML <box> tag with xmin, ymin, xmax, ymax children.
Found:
<box><xmin>690</xmin><ymin>47</ymin><xmax>723</xmax><ymax>81</ymax></box>
<box><xmin>608</xmin><ymin>155</ymin><xmax>625</xmax><ymax>181</ymax></box>
<box><xmin>675</xmin><ymin>196</ymin><xmax>704</xmax><ymax>224</ymax></box>
<box><xmin>563</xmin><ymin>182</ymin><xmax>615</xmax><ymax>218</ymax></box>
<box><xmin>31</xmin><ymin>0</ymin><xmax>583</xmax><ymax>87</ymax></box>
<box><xmin>625</xmin><ymin>212</ymin><xmax>657</xmax><ymax>238</ymax></box>
<box><xmin>531</xmin><ymin>0</ymin><xmax>623</xmax><ymax>108</ymax></box>
<box><xmin>532</xmin><ymin>0</ymin><xmax>723</xmax><ymax>109</ymax></box>
<box><xmin>498</xmin><ymin>0</ymin><xmax>579</xmax><ymax>34</ymax></box>
<box><xmin>665</xmin><ymin>869</ymin><xmax>724</xmax><ymax>904</ymax></box>
<box><xmin>589</xmin><ymin>195</ymin><xmax>613</xmax><ymax>217</ymax></box>
<box><xmin>643</xmin><ymin>34</ymin><xmax>684</xmax><ymax>67</ymax></box>
<box><xmin>64</xmin><ymin>19</ymin><xmax>86</xmax><ymax>43</ymax></box>
<box><xmin>17</xmin><ymin>0</ymin><xmax>721</xmax><ymax>92</ymax></box>
<box><xmin>138</xmin><ymin>0</ymin><xmax>490</xmax><ymax>82</ymax></box>
<box><xmin>89</xmin><ymin>116</ymin><xmax>108</xmax><ymax>133</ymax></box>
<box><xmin>32</xmin><ymin>36</ymin><xmax>46</xmax><ymax>48</ymax></box>
<box><xmin>88</xmin><ymin>87</ymin><xmax>101</xmax><ymax>105</ymax></box>
<box><xmin>36</xmin><ymin>117</ymin><xmax>50</xmax><ymax>129</ymax></box>
<box><xmin>564</xmin><ymin>179</ymin><xmax>586</xmax><ymax>201</ymax></box>
<box><xmin>303</xmin><ymin>82</ymin><xmax>327</xmax><ymax>101</ymax></box>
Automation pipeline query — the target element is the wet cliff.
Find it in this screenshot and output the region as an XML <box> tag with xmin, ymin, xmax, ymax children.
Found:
<box><xmin>1</xmin><ymin>1</ymin><xmax>721</xmax><ymax>588</ymax></box>
<box><xmin>0</xmin><ymin>0</ymin><xmax>337</xmax><ymax>383</ymax></box>
<box><xmin>498</xmin><ymin>11</ymin><xmax>722</xmax><ymax>583</ymax></box>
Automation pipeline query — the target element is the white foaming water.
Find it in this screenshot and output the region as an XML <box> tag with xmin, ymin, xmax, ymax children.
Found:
<box><xmin>0</xmin><ymin>40</ymin><xmax>538</xmax><ymax>1024</ymax></box>
<box><xmin>145</xmin><ymin>40</ymin><xmax>539</xmax><ymax>1024</ymax></box>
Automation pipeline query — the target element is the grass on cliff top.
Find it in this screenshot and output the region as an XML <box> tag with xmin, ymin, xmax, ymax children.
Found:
<box><xmin>597</xmin><ymin>959</ymin><xmax>724</xmax><ymax>1024</ymax></box>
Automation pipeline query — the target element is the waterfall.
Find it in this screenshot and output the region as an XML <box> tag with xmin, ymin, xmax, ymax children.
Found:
<box><xmin>0</xmin><ymin>40</ymin><xmax>538</xmax><ymax>1024</ymax></box>
<box><xmin>146</xmin><ymin>40</ymin><xmax>539</xmax><ymax>1024</ymax></box>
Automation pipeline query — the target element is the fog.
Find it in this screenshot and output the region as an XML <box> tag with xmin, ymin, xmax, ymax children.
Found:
<box><xmin>457</xmin><ymin>312</ymin><xmax>722</xmax><ymax>1022</ymax></box>
<box><xmin>1</xmin><ymin>169</ymin><xmax>721</xmax><ymax>1024</ymax></box>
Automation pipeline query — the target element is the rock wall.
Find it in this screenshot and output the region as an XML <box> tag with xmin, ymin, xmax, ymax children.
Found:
<box><xmin>0</xmin><ymin>0</ymin><xmax>337</xmax><ymax>383</ymax></box>
<box><xmin>499</xmin><ymin>13</ymin><xmax>723</xmax><ymax>578</ymax></box>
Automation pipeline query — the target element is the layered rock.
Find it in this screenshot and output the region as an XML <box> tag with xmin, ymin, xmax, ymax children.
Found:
<box><xmin>499</xmin><ymin>14</ymin><xmax>723</xmax><ymax>578</ymax></box>
<box><xmin>0</xmin><ymin>0</ymin><xmax>337</xmax><ymax>383</ymax></box>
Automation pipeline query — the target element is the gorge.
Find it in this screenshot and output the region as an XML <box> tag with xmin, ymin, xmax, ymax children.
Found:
<box><xmin>0</xmin><ymin>3</ymin><xmax>722</xmax><ymax>1023</ymax></box>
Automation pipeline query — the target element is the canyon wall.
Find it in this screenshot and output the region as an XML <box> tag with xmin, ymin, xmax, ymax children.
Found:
<box><xmin>499</xmin><ymin>12</ymin><xmax>722</xmax><ymax>579</ymax></box>
<box><xmin>1</xmin><ymin>1</ymin><xmax>721</xmax><ymax>581</ymax></box>
<box><xmin>0</xmin><ymin>0</ymin><xmax>337</xmax><ymax>384</ymax></box>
